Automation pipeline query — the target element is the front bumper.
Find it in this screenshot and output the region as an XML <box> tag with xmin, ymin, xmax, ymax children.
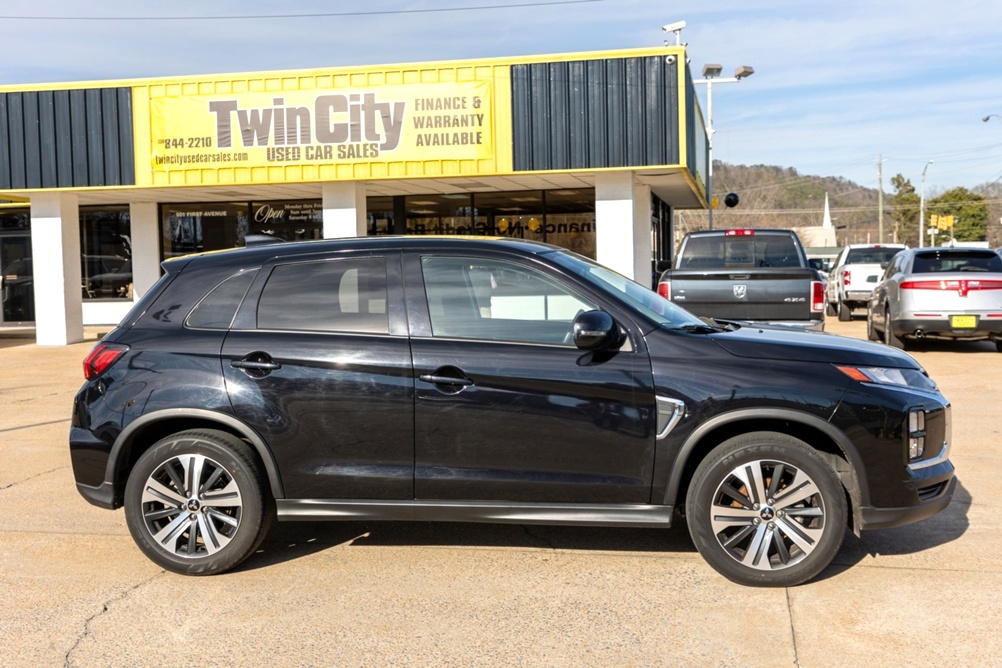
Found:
<box><xmin>860</xmin><ymin>476</ymin><xmax>957</xmax><ymax>529</ymax></box>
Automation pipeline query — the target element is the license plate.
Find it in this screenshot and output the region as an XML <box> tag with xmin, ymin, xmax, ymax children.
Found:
<box><xmin>950</xmin><ymin>315</ymin><xmax>977</xmax><ymax>328</ymax></box>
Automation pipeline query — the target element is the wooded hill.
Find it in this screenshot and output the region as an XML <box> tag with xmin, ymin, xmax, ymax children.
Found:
<box><xmin>678</xmin><ymin>163</ymin><xmax>1002</xmax><ymax>248</ymax></box>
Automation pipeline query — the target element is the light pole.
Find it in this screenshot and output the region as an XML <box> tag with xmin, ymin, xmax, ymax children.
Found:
<box><xmin>918</xmin><ymin>159</ymin><xmax>933</xmax><ymax>248</ymax></box>
<box><xmin>694</xmin><ymin>64</ymin><xmax>754</xmax><ymax>230</ymax></box>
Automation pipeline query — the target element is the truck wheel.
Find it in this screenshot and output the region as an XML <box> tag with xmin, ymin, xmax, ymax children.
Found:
<box><xmin>837</xmin><ymin>299</ymin><xmax>852</xmax><ymax>322</ymax></box>
<box><xmin>685</xmin><ymin>431</ymin><xmax>847</xmax><ymax>587</ymax></box>
<box><xmin>124</xmin><ymin>429</ymin><xmax>273</xmax><ymax>576</ymax></box>
<box><xmin>825</xmin><ymin>299</ymin><xmax>836</xmax><ymax>317</ymax></box>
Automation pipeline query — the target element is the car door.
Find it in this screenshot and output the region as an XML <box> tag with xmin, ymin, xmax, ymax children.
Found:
<box><xmin>404</xmin><ymin>250</ymin><xmax>657</xmax><ymax>504</ymax></box>
<box><xmin>222</xmin><ymin>251</ymin><xmax>414</xmax><ymax>500</ymax></box>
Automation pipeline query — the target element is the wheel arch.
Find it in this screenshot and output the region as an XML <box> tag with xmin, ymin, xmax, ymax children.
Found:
<box><xmin>105</xmin><ymin>409</ymin><xmax>285</xmax><ymax>508</ymax></box>
<box><xmin>664</xmin><ymin>408</ymin><xmax>870</xmax><ymax>533</ymax></box>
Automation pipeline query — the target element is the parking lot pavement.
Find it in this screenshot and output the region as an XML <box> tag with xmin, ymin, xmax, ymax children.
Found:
<box><xmin>1</xmin><ymin>320</ymin><xmax>1000</xmax><ymax>667</ymax></box>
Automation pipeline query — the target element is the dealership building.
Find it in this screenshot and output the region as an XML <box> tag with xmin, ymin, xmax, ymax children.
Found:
<box><xmin>0</xmin><ymin>45</ymin><xmax>708</xmax><ymax>345</ymax></box>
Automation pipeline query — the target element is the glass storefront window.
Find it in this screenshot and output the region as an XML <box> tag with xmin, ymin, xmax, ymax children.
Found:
<box><xmin>366</xmin><ymin>197</ymin><xmax>396</xmax><ymax>236</ymax></box>
<box><xmin>80</xmin><ymin>206</ymin><xmax>132</xmax><ymax>300</ymax></box>
<box><xmin>161</xmin><ymin>203</ymin><xmax>247</xmax><ymax>259</ymax></box>
<box><xmin>1</xmin><ymin>208</ymin><xmax>33</xmax><ymax>323</ymax></box>
<box><xmin>249</xmin><ymin>200</ymin><xmax>322</xmax><ymax>242</ymax></box>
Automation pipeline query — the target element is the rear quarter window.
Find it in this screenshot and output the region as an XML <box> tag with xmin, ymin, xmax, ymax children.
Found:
<box><xmin>186</xmin><ymin>270</ymin><xmax>258</xmax><ymax>329</ymax></box>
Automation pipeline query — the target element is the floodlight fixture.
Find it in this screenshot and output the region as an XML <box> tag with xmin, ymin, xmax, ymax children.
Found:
<box><xmin>702</xmin><ymin>63</ymin><xmax>723</xmax><ymax>78</ymax></box>
<box><xmin>734</xmin><ymin>65</ymin><xmax>755</xmax><ymax>79</ymax></box>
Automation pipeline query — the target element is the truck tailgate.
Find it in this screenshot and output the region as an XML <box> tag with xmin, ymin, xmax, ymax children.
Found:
<box><xmin>667</xmin><ymin>269</ymin><xmax>821</xmax><ymax>322</ymax></box>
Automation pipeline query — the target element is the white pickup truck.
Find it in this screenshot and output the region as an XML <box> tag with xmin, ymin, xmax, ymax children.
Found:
<box><xmin>825</xmin><ymin>244</ymin><xmax>906</xmax><ymax>321</ymax></box>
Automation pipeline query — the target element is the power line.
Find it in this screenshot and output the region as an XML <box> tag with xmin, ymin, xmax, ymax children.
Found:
<box><xmin>0</xmin><ymin>1</ymin><xmax>604</xmax><ymax>21</ymax></box>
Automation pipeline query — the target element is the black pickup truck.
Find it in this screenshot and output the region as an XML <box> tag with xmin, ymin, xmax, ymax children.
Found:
<box><xmin>657</xmin><ymin>229</ymin><xmax>826</xmax><ymax>330</ymax></box>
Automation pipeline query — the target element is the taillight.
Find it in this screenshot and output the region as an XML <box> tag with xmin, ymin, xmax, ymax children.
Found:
<box><xmin>657</xmin><ymin>281</ymin><xmax>672</xmax><ymax>300</ymax></box>
<box><xmin>724</xmin><ymin>229</ymin><xmax>754</xmax><ymax>236</ymax></box>
<box><xmin>811</xmin><ymin>281</ymin><xmax>825</xmax><ymax>312</ymax></box>
<box><xmin>842</xmin><ymin>269</ymin><xmax>851</xmax><ymax>287</ymax></box>
<box><xmin>83</xmin><ymin>343</ymin><xmax>128</xmax><ymax>380</ymax></box>
<box><xmin>901</xmin><ymin>279</ymin><xmax>1002</xmax><ymax>297</ymax></box>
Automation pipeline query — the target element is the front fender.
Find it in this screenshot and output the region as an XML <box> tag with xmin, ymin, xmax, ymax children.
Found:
<box><xmin>662</xmin><ymin>407</ymin><xmax>869</xmax><ymax>529</ymax></box>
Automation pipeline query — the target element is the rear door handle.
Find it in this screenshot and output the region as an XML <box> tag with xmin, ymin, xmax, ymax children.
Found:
<box><xmin>232</xmin><ymin>352</ymin><xmax>282</xmax><ymax>377</ymax></box>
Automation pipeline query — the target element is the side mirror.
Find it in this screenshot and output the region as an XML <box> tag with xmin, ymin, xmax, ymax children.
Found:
<box><xmin>572</xmin><ymin>310</ymin><xmax>622</xmax><ymax>351</ymax></box>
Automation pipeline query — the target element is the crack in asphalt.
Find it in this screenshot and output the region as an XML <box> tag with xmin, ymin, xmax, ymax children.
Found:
<box><xmin>521</xmin><ymin>524</ymin><xmax>557</xmax><ymax>549</ymax></box>
<box><xmin>0</xmin><ymin>466</ymin><xmax>67</xmax><ymax>491</ymax></box>
<box><xmin>786</xmin><ymin>587</ymin><xmax>801</xmax><ymax>667</ymax></box>
<box><xmin>0</xmin><ymin>418</ymin><xmax>70</xmax><ymax>434</ymax></box>
<box><xmin>64</xmin><ymin>571</ymin><xmax>166</xmax><ymax>668</ymax></box>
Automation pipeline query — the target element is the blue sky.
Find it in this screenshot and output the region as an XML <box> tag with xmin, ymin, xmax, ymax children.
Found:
<box><xmin>3</xmin><ymin>0</ymin><xmax>1001</xmax><ymax>193</ymax></box>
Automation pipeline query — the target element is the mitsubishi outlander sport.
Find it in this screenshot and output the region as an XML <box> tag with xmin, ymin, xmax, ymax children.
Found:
<box><xmin>70</xmin><ymin>237</ymin><xmax>956</xmax><ymax>587</ymax></box>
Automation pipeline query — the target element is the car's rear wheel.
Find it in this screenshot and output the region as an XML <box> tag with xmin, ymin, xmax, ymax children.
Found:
<box><xmin>883</xmin><ymin>306</ymin><xmax>906</xmax><ymax>349</ymax></box>
<box><xmin>996</xmin><ymin>340</ymin><xmax>1002</xmax><ymax>353</ymax></box>
<box><xmin>686</xmin><ymin>431</ymin><xmax>847</xmax><ymax>587</ymax></box>
<box><xmin>124</xmin><ymin>429</ymin><xmax>273</xmax><ymax>575</ymax></box>
<box><xmin>825</xmin><ymin>298</ymin><xmax>836</xmax><ymax>317</ymax></box>
<box><xmin>837</xmin><ymin>298</ymin><xmax>852</xmax><ymax>322</ymax></box>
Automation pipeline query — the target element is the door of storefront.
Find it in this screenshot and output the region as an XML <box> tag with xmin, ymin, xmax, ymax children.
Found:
<box><xmin>1</xmin><ymin>234</ymin><xmax>34</xmax><ymax>324</ymax></box>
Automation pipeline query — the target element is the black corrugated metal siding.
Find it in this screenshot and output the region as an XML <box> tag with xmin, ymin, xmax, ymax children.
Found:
<box><xmin>0</xmin><ymin>87</ymin><xmax>134</xmax><ymax>190</ymax></box>
<box><xmin>512</xmin><ymin>56</ymin><xmax>679</xmax><ymax>171</ymax></box>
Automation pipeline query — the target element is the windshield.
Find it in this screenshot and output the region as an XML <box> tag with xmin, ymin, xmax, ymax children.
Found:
<box><xmin>845</xmin><ymin>247</ymin><xmax>903</xmax><ymax>264</ymax></box>
<box><xmin>548</xmin><ymin>250</ymin><xmax>705</xmax><ymax>328</ymax></box>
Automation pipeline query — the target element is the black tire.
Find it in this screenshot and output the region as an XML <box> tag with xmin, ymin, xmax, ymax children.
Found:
<box><xmin>685</xmin><ymin>431</ymin><xmax>847</xmax><ymax>587</ymax></box>
<box><xmin>866</xmin><ymin>310</ymin><xmax>879</xmax><ymax>341</ymax></box>
<box><xmin>825</xmin><ymin>299</ymin><xmax>836</xmax><ymax>317</ymax></box>
<box><xmin>883</xmin><ymin>307</ymin><xmax>906</xmax><ymax>349</ymax></box>
<box><xmin>837</xmin><ymin>298</ymin><xmax>852</xmax><ymax>322</ymax></box>
<box><xmin>124</xmin><ymin>429</ymin><xmax>273</xmax><ymax>576</ymax></box>
<box><xmin>996</xmin><ymin>340</ymin><xmax>1002</xmax><ymax>353</ymax></box>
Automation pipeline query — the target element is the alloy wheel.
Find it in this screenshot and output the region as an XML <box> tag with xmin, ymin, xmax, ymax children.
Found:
<box><xmin>139</xmin><ymin>453</ymin><xmax>244</xmax><ymax>558</ymax></box>
<box><xmin>708</xmin><ymin>458</ymin><xmax>826</xmax><ymax>571</ymax></box>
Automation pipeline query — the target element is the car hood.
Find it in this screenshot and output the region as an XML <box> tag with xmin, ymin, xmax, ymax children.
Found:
<box><xmin>703</xmin><ymin>323</ymin><xmax>920</xmax><ymax>368</ymax></box>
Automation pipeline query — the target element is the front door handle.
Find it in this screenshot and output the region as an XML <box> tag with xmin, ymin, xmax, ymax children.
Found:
<box><xmin>419</xmin><ymin>374</ymin><xmax>473</xmax><ymax>386</ymax></box>
<box><xmin>419</xmin><ymin>366</ymin><xmax>474</xmax><ymax>394</ymax></box>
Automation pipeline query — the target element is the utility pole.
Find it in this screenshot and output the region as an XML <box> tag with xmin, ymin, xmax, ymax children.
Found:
<box><xmin>877</xmin><ymin>154</ymin><xmax>884</xmax><ymax>244</ymax></box>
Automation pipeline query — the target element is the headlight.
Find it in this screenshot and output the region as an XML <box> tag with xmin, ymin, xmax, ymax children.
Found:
<box><xmin>835</xmin><ymin>365</ymin><xmax>938</xmax><ymax>392</ymax></box>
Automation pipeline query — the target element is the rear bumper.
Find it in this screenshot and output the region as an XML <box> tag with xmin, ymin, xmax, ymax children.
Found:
<box><xmin>76</xmin><ymin>481</ymin><xmax>119</xmax><ymax>510</ymax></box>
<box><xmin>844</xmin><ymin>290</ymin><xmax>874</xmax><ymax>303</ymax></box>
<box><xmin>894</xmin><ymin>316</ymin><xmax>1002</xmax><ymax>341</ymax></box>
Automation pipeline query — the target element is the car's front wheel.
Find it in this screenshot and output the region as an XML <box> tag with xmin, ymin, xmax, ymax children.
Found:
<box><xmin>124</xmin><ymin>429</ymin><xmax>273</xmax><ymax>575</ymax></box>
<box><xmin>686</xmin><ymin>431</ymin><xmax>847</xmax><ymax>587</ymax></box>
<box><xmin>866</xmin><ymin>310</ymin><xmax>879</xmax><ymax>341</ymax></box>
<box><xmin>884</xmin><ymin>306</ymin><xmax>906</xmax><ymax>349</ymax></box>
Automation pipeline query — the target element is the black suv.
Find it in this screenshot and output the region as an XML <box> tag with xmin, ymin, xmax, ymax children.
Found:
<box><xmin>71</xmin><ymin>237</ymin><xmax>956</xmax><ymax>586</ymax></box>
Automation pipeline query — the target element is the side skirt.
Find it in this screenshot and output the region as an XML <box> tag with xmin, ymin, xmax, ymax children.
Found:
<box><xmin>277</xmin><ymin>499</ymin><xmax>675</xmax><ymax>528</ymax></box>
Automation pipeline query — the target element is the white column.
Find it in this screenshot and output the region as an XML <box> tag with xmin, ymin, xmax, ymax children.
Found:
<box><xmin>129</xmin><ymin>202</ymin><xmax>161</xmax><ymax>300</ymax></box>
<box><xmin>632</xmin><ymin>182</ymin><xmax>653</xmax><ymax>286</ymax></box>
<box><xmin>595</xmin><ymin>171</ymin><xmax>651</xmax><ymax>283</ymax></box>
<box><xmin>30</xmin><ymin>193</ymin><xmax>83</xmax><ymax>345</ymax></box>
<box><xmin>322</xmin><ymin>182</ymin><xmax>367</xmax><ymax>238</ymax></box>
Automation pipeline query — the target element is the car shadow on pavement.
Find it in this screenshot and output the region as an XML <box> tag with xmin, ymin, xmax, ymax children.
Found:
<box><xmin>242</xmin><ymin>520</ymin><xmax>698</xmax><ymax>572</ymax></box>
<box><xmin>816</xmin><ymin>477</ymin><xmax>972</xmax><ymax>583</ymax></box>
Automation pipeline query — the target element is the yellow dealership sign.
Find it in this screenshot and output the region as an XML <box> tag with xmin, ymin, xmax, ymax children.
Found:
<box><xmin>147</xmin><ymin>80</ymin><xmax>495</xmax><ymax>177</ymax></box>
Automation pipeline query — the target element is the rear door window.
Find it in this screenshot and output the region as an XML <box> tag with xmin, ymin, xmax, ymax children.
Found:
<box><xmin>256</xmin><ymin>257</ymin><xmax>389</xmax><ymax>333</ymax></box>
